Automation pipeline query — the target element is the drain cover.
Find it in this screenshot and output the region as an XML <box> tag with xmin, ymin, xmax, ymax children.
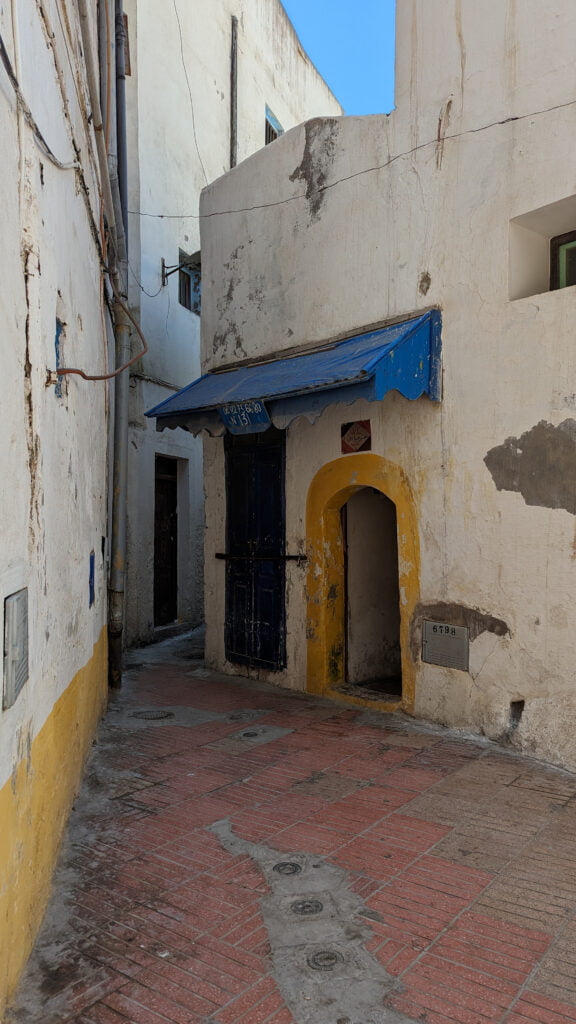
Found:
<box><xmin>242</xmin><ymin>730</ymin><xmax>259</xmax><ymax>738</ymax></box>
<box><xmin>306</xmin><ymin>949</ymin><xmax>344</xmax><ymax>972</ymax></box>
<box><xmin>130</xmin><ymin>710</ymin><xmax>174</xmax><ymax>720</ymax></box>
<box><xmin>273</xmin><ymin>861</ymin><xmax>302</xmax><ymax>876</ymax></box>
<box><xmin>291</xmin><ymin>899</ymin><xmax>324</xmax><ymax>916</ymax></box>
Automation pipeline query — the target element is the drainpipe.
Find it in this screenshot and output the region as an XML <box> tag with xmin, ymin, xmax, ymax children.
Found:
<box><xmin>108</xmin><ymin>0</ymin><xmax>130</xmax><ymax>687</ymax></box>
<box><xmin>77</xmin><ymin>0</ymin><xmax>117</xmax><ymax>247</ymax></box>
<box><xmin>230</xmin><ymin>15</ymin><xmax>238</xmax><ymax>168</ymax></box>
<box><xmin>78</xmin><ymin>0</ymin><xmax>130</xmax><ymax>687</ymax></box>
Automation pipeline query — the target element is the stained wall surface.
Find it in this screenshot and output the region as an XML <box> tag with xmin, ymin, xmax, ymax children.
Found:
<box><xmin>124</xmin><ymin>0</ymin><xmax>343</xmax><ymax>645</ymax></box>
<box><xmin>0</xmin><ymin>1</ymin><xmax>110</xmax><ymax>1013</ymax></box>
<box><xmin>199</xmin><ymin>0</ymin><xmax>576</xmax><ymax>771</ymax></box>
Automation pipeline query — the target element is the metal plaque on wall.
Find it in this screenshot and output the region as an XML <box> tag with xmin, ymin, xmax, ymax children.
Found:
<box><xmin>422</xmin><ymin>620</ymin><xmax>469</xmax><ymax>672</ymax></box>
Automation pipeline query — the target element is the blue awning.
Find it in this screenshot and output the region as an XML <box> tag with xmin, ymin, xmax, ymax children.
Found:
<box><xmin>146</xmin><ymin>310</ymin><xmax>441</xmax><ymax>435</ymax></box>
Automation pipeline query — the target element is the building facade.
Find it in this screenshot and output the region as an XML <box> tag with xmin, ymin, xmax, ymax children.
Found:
<box><xmin>0</xmin><ymin>2</ymin><xmax>342</xmax><ymax>1006</ymax></box>
<box><xmin>151</xmin><ymin>0</ymin><xmax>576</xmax><ymax>772</ymax></box>
<box><xmin>0</xmin><ymin>1</ymin><xmax>113</xmax><ymax>1012</ymax></box>
<box><xmin>124</xmin><ymin>0</ymin><xmax>342</xmax><ymax>645</ymax></box>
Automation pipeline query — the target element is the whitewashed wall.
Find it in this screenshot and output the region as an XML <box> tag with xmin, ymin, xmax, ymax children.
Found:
<box><xmin>199</xmin><ymin>0</ymin><xmax>576</xmax><ymax>770</ymax></box>
<box><xmin>0</xmin><ymin>0</ymin><xmax>109</xmax><ymax>800</ymax></box>
<box><xmin>123</xmin><ymin>0</ymin><xmax>342</xmax><ymax>645</ymax></box>
<box><xmin>0</xmin><ymin>1</ymin><xmax>110</xmax><ymax>1008</ymax></box>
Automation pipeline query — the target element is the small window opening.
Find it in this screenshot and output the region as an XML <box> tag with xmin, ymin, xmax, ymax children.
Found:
<box><xmin>509</xmin><ymin>699</ymin><xmax>525</xmax><ymax>731</ymax></box>
<box><xmin>265</xmin><ymin>105</ymin><xmax>283</xmax><ymax>146</ymax></box>
<box><xmin>178</xmin><ymin>249</ymin><xmax>201</xmax><ymax>314</ymax></box>
<box><xmin>550</xmin><ymin>231</ymin><xmax>576</xmax><ymax>290</ymax></box>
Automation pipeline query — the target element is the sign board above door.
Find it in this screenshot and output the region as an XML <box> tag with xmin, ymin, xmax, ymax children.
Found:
<box><xmin>219</xmin><ymin>400</ymin><xmax>271</xmax><ymax>433</ymax></box>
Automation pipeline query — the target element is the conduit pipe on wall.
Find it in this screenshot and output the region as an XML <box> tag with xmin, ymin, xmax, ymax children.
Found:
<box><xmin>77</xmin><ymin>0</ymin><xmax>118</xmax><ymax>257</ymax></box>
<box><xmin>77</xmin><ymin>0</ymin><xmax>130</xmax><ymax>688</ymax></box>
<box><xmin>108</xmin><ymin>0</ymin><xmax>130</xmax><ymax>688</ymax></box>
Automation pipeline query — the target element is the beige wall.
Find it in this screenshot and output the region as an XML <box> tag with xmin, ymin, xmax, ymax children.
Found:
<box><xmin>199</xmin><ymin>0</ymin><xmax>576</xmax><ymax>771</ymax></box>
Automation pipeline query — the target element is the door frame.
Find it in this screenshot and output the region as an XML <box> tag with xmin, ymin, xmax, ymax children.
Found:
<box><xmin>305</xmin><ymin>453</ymin><xmax>420</xmax><ymax>712</ymax></box>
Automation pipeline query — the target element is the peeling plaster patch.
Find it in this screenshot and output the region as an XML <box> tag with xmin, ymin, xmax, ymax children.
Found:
<box><xmin>484</xmin><ymin>419</ymin><xmax>576</xmax><ymax>514</ymax></box>
<box><xmin>419</xmin><ymin>271</ymin><xmax>431</xmax><ymax>295</ymax></box>
<box><xmin>328</xmin><ymin>643</ymin><xmax>343</xmax><ymax>681</ymax></box>
<box><xmin>411</xmin><ymin>602</ymin><xmax>509</xmax><ymax>662</ymax></box>
<box><xmin>435</xmin><ymin>98</ymin><xmax>453</xmax><ymax>169</ymax></box>
<box><xmin>22</xmin><ymin>246</ymin><xmax>41</xmax><ymax>539</ymax></box>
<box><xmin>214</xmin><ymin>244</ymin><xmax>247</xmax><ymax>356</ymax></box>
<box><xmin>290</xmin><ymin>118</ymin><xmax>340</xmax><ymax>223</ymax></box>
<box><xmin>11</xmin><ymin>721</ymin><xmax>33</xmax><ymax>793</ymax></box>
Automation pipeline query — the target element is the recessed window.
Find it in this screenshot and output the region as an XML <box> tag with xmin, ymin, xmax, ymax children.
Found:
<box><xmin>509</xmin><ymin>195</ymin><xmax>576</xmax><ymax>300</ymax></box>
<box><xmin>550</xmin><ymin>231</ymin><xmax>576</xmax><ymax>290</ymax></box>
<box><xmin>265</xmin><ymin>105</ymin><xmax>284</xmax><ymax>146</ymax></box>
<box><xmin>178</xmin><ymin>250</ymin><xmax>201</xmax><ymax>315</ymax></box>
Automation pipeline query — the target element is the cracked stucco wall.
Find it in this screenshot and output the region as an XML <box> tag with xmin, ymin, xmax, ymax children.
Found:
<box><xmin>0</xmin><ymin>2</ymin><xmax>109</xmax><ymax>1013</ymax></box>
<box><xmin>199</xmin><ymin>0</ymin><xmax>576</xmax><ymax>772</ymax></box>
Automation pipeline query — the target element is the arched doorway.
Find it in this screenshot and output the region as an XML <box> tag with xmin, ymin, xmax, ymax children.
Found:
<box><xmin>344</xmin><ymin>488</ymin><xmax>401</xmax><ymax>698</ymax></box>
<box><xmin>305</xmin><ymin>453</ymin><xmax>420</xmax><ymax>712</ymax></box>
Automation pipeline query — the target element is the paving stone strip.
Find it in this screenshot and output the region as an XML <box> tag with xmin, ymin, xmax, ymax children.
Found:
<box><xmin>209</xmin><ymin>818</ymin><xmax>412</xmax><ymax>1024</ymax></box>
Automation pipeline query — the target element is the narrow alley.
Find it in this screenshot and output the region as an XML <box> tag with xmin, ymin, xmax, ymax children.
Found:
<box><xmin>9</xmin><ymin>632</ymin><xmax>576</xmax><ymax>1024</ymax></box>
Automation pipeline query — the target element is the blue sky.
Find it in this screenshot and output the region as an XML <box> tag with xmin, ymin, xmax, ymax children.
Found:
<box><xmin>281</xmin><ymin>0</ymin><xmax>396</xmax><ymax>116</ymax></box>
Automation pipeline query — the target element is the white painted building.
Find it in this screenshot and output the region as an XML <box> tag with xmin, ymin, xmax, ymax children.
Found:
<box><xmin>150</xmin><ymin>0</ymin><xmax>576</xmax><ymax>772</ymax></box>
<box><xmin>124</xmin><ymin>0</ymin><xmax>342</xmax><ymax>644</ymax></box>
<box><xmin>0</xmin><ymin>1</ymin><xmax>113</xmax><ymax>1013</ymax></box>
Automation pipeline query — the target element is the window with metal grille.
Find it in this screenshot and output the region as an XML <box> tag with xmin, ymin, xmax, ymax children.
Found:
<box><xmin>3</xmin><ymin>588</ymin><xmax>29</xmax><ymax>709</ymax></box>
<box><xmin>265</xmin><ymin>105</ymin><xmax>283</xmax><ymax>146</ymax></box>
<box><xmin>178</xmin><ymin>250</ymin><xmax>201</xmax><ymax>314</ymax></box>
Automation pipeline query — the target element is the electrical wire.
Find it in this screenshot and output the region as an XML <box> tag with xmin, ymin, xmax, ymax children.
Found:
<box><xmin>128</xmin><ymin>259</ymin><xmax>163</xmax><ymax>298</ymax></box>
<box><xmin>0</xmin><ymin>29</ymin><xmax>79</xmax><ymax>170</ymax></box>
<box><xmin>128</xmin><ymin>95</ymin><xmax>576</xmax><ymax>222</ymax></box>
<box><xmin>172</xmin><ymin>0</ymin><xmax>208</xmax><ymax>185</ymax></box>
<box><xmin>54</xmin><ymin>273</ymin><xmax>148</xmax><ymax>381</ymax></box>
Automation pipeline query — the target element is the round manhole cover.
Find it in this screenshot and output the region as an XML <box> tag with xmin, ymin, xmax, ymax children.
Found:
<box><xmin>242</xmin><ymin>730</ymin><xmax>259</xmax><ymax>738</ymax></box>
<box><xmin>291</xmin><ymin>899</ymin><xmax>324</xmax><ymax>916</ymax></box>
<box><xmin>306</xmin><ymin>949</ymin><xmax>344</xmax><ymax>972</ymax></box>
<box><xmin>131</xmin><ymin>710</ymin><xmax>174</xmax><ymax>720</ymax></box>
<box><xmin>272</xmin><ymin>861</ymin><xmax>302</xmax><ymax>876</ymax></box>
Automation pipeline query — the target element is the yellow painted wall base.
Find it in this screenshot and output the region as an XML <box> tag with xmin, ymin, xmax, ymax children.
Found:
<box><xmin>0</xmin><ymin>628</ymin><xmax>108</xmax><ymax>1018</ymax></box>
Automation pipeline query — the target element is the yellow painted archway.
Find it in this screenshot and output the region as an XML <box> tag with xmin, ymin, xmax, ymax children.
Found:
<box><xmin>305</xmin><ymin>453</ymin><xmax>420</xmax><ymax>712</ymax></box>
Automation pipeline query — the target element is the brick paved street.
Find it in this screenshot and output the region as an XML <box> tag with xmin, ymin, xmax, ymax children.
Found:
<box><xmin>8</xmin><ymin>632</ymin><xmax>576</xmax><ymax>1024</ymax></box>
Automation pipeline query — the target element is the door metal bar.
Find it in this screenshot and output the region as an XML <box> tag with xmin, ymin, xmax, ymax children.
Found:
<box><xmin>216</xmin><ymin>553</ymin><xmax>306</xmax><ymax>562</ymax></box>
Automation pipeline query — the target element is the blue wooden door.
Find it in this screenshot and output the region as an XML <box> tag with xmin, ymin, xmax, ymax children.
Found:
<box><xmin>225</xmin><ymin>429</ymin><xmax>286</xmax><ymax>669</ymax></box>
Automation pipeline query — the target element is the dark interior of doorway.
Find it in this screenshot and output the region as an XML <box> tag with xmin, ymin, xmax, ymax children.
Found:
<box><xmin>154</xmin><ymin>455</ymin><xmax>178</xmax><ymax>627</ymax></box>
<box><xmin>342</xmin><ymin>487</ymin><xmax>402</xmax><ymax>702</ymax></box>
